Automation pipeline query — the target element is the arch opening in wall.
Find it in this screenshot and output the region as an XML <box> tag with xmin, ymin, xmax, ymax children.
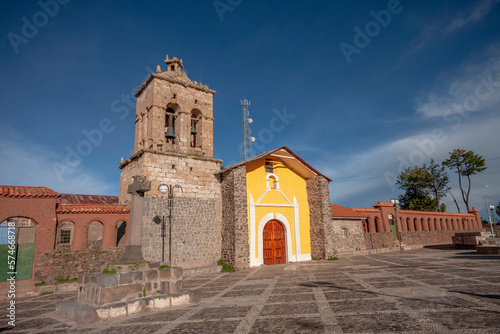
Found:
<box><xmin>190</xmin><ymin>109</ymin><xmax>202</xmax><ymax>148</ymax></box>
<box><xmin>0</xmin><ymin>217</ymin><xmax>37</xmax><ymax>280</ymax></box>
<box><xmin>165</xmin><ymin>104</ymin><xmax>178</xmax><ymax>145</ymax></box>
<box><xmin>116</xmin><ymin>221</ymin><xmax>127</xmax><ymax>247</ymax></box>
<box><xmin>374</xmin><ymin>217</ymin><xmax>379</xmax><ymax>233</ymax></box>
<box><xmin>87</xmin><ymin>221</ymin><xmax>103</xmax><ymax>249</ymax></box>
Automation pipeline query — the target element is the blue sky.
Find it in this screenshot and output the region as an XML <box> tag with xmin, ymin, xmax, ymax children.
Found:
<box><xmin>1</xmin><ymin>0</ymin><xmax>499</xmax><ymax>218</ymax></box>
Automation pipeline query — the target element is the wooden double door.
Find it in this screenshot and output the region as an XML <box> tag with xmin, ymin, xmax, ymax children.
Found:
<box><xmin>263</xmin><ymin>220</ymin><xmax>286</xmax><ymax>265</ymax></box>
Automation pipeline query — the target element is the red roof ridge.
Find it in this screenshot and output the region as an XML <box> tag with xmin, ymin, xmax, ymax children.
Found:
<box><xmin>56</xmin><ymin>203</ymin><xmax>130</xmax><ymax>214</ymax></box>
<box><xmin>0</xmin><ymin>185</ymin><xmax>60</xmax><ymax>198</ymax></box>
<box><xmin>331</xmin><ymin>204</ymin><xmax>367</xmax><ymax>218</ymax></box>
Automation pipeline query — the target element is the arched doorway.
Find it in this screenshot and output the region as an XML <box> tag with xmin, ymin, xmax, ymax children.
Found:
<box><xmin>116</xmin><ymin>221</ymin><xmax>127</xmax><ymax>247</ymax></box>
<box><xmin>263</xmin><ymin>220</ymin><xmax>286</xmax><ymax>265</ymax></box>
<box><xmin>0</xmin><ymin>218</ymin><xmax>37</xmax><ymax>281</ymax></box>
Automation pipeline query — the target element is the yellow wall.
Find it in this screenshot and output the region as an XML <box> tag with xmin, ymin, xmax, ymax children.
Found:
<box><xmin>246</xmin><ymin>157</ymin><xmax>311</xmax><ymax>259</ymax></box>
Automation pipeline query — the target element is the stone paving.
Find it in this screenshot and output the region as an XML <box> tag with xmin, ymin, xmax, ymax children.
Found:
<box><xmin>1</xmin><ymin>247</ymin><xmax>500</xmax><ymax>333</ymax></box>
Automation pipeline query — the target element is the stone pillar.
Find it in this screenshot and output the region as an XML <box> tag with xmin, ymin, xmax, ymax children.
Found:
<box><xmin>306</xmin><ymin>175</ymin><xmax>331</xmax><ymax>259</ymax></box>
<box><xmin>120</xmin><ymin>175</ymin><xmax>151</xmax><ymax>263</ymax></box>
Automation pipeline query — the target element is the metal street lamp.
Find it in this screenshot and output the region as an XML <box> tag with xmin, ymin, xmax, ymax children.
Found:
<box><xmin>153</xmin><ymin>183</ymin><xmax>183</xmax><ymax>265</ymax></box>
<box><xmin>484</xmin><ymin>186</ymin><xmax>494</xmax><ymax>235</ymax></box>
<box><xmin>490</xmin><ymin>205</ymin><xmax>496</xmax><ymax>234</ymax></box>
<box><xmin>390</xmin><ymin>199</ymin><xmax>403</xmax><ymax>254</ymax></box>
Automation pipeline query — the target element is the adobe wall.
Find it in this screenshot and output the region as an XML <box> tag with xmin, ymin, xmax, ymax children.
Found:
<box><xmin>0</xmin><ymin>197</ymin><xmax>58</xmax><ymax>254</ymax></box>
<box><xmin>56</xmin><ymin>213</ymin><xmax>129</xmax><ymax>251</ymax></box>
<box><xmin>327</xmin><ymin>218</ymin><xmax>366</xmax><ymax>254</ymax></box>
<box><xmin>306</xmin><ymin>175</ymin><xmax>331</xmax><ymax>259</ymax></box>
<box><xmin>219</xmin><ymin>166</ymin><xmax>249</xmax><ymax>269</ymax></box>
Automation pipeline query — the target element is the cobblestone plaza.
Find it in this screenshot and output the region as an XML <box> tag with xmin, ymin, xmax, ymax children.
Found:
<box><xmin>2</xmin><ymin>247</ymin><xmax>499</xmax><ymax>333</ymax></box>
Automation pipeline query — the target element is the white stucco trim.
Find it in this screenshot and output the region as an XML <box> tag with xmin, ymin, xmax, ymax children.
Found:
<box><xmin>249</xmin><ymin>195</ymin><xmax>257</xmax><ymax>267</ymax></box>
<box><xmin>293</xmin><ymin>196</ymin><xmax>301</xmax><ymax>259</ymax></box>
<box><xmin>253</xmin><ymin>213</ymin><xmax>294</xmax><ymax>267</ymax></box>
<box><xmin>297</xmin><ymin>253</ymin><xmax>312</xmax><ymax>261</ymax></box>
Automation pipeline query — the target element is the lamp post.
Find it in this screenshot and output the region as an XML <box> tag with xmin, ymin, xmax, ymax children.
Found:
<box><xmin>489</xmin><ymin>205</ymin><xmax>496</xmax><ymax>235</ymax></box>
<box><xmin>153</xmin><ymin>183</ymin><xmax>183</xmax><ymax>265</ymax></box>
<box><xmin>390</xmin><ymin>199</ymin><xmax>403</xmax><ymax>254</ymax></box>
<box><xmin>484</xmin><ymin>186</ymin><xmax>493</xmax><ymax>235</ymax></box>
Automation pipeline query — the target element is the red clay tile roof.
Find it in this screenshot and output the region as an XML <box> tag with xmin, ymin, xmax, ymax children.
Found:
<box><xmin>56</xmin><ymin>203</ymin><xmax>130</xmax><ymax>214</ymax></box>
<box><xmin>331</xmin><ymin>204</ymin><xmax>367</xmax><ymax>218</ymax></box>
<box><xmin>0</xmin><ymin>185</ymin><xmax>60</xmax><ymax>198</ymax></box>
<box><xmin>352</xmin><ymin>208</ymin><xmax>380</xmax><ymax>213</ymax></box>
<box><xmin>373</xmin><ymin>201</ymin><xmax>394</xmax><ymax>207</ymax></box>
<box><xmin>57</xmin><ymin>194</ymin><xmax>119</xmax><ymax>205</ymax></box>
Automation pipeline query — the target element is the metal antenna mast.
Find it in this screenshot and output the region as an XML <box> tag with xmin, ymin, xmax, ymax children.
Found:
<box><xmin>241</xmin><ymin>99</ymin><xmax>254</xmax><ymax>160</ymax></box>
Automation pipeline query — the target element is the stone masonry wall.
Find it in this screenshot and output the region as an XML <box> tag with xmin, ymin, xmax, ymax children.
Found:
<box><xmin>400</xmin><ymin>229</ymin><xmax>484</xmax><ymax>246</ymax></box>
<box><xmin>306</xmin><ymin>176</ymin><xmax>331</xmax><ymax>259</ymax></box>
<box><xmin>325</xmin><ymin>219</ymin><xmax>366</xmax><ymax>256</ymax></box>
<box><xmin>142</xmin><ymin>194</ymin><xmax>221</xmax><ymax>269</ymax></box>
<box><xmin>119</xmin><ymin>151</ymin><xmax>221</xmax><ymax>204</ymax></box>
<box><xmin>220</xmin><ymin>169</ymin><xmax>235</xmax><ymax>267</ymax></box>
<box><xmin>34</xmin><ymin>248</ymin><xmax>124</xmax><ymax>284</ymax></box>
<box><xmin>364</xmin><ymin>233</ymin><xmax>396</xmax><ymax>249</ymax></box>
<box><xmin>219</xmin><ymin>166</ymin><xmax>249</xmax><ymax>269</ymax></box>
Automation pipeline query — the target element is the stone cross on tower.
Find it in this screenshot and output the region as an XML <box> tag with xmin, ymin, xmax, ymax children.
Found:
<box><xmin>119</xmin><ymin>175</ymin><xmax>151</xmax><ymax>263</ymax></box>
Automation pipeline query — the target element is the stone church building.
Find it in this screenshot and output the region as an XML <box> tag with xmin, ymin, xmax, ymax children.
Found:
<box><xmin>118</xmin><ymin>56</ymin><xmax>332</xmax><ymax>271</ymax></box>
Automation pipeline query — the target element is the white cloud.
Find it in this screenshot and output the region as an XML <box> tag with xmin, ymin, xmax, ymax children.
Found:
<box><xmin>445</xmin><ymin>0</ymin><xmax>499</xmax><ymax>34</ymax></box>
<box><xmin>0</xmin><ymin>135</ymin><xmax>114</xmax><ymax>195</ymax></box>
<box><xmin>415</xmin><ymin>45</ymin><xmax>500</xmax><ymax>117</ymax></box>
<box><xmin>407</xmin><ymin>0</ymin><xmax>499</xmax><ymax>54</ymax></box>
<box><xmin>312</xmin><ymin>113</ymin><xmax>500</xmax><ymax>214</ymax></box>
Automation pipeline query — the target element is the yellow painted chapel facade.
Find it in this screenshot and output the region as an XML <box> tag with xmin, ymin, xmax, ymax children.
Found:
<box><xmin>217</xmin><ymin>147</ymin><xmax>332</xmax><ymax>269</ymax></box>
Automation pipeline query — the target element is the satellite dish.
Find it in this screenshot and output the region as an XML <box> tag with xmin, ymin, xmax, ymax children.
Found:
<box><xmin>248</xmin><ymin>118</ymin><xmax>253</xmax><ymax>124</ymax></box>
<box><xmin>250</xmin><ymin>137</ymin><xmax>256</xmax><ymax>142</ymax></box>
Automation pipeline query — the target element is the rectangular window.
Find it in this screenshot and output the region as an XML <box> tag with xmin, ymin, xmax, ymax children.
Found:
<box><xmin>60</xmin><ymin>230</ymin><xmax>71</xmax><ymax>244</ymax></box>
<box><xmin>265</xmin><ymin>160</ymin><xmax>274</xmax><ymax>173</ymax></box>
<box><xmin>342</xmin><ymin>228</ymin><xmax>348</xmax><ymax>238</ymax></box>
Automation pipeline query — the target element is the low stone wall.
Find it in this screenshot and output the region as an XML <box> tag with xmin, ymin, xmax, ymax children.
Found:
<box><xmin>34</xmin><ymin>248</ymin><xmax>124</xmax><ymax>284</ymax></box>
<box><xmin>400</xmin><ymin>229</ymin><xmax>484</xmax><ymax>246</ymax></box>
<box><xmin>364</xmin><ymin>232</ymin><xmax>396</xmax><ymax>249</ymax></box>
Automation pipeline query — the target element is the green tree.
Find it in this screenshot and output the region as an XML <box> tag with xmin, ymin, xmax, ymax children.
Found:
<box><xmin>442</xmin><ymin>149</ymin><xmax>487</xmax><ymax>212</ymax></box>
<box><xmin>396</xmin><ymin>166</ymin><xmax>437</xmax><ymax>211</ymax></box>
<box><xmin>427</xmin><ymin>159</ymin><xmax>450</xmax><ymax>210</ymax></box>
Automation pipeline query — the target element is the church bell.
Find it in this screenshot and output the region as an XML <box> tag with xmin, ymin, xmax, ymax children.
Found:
<box><xmin>191</xmin><ymin>125</ymin><xmax>197</xmax><ymax>134</ymax></box>
<box><xmin>165</xmin><ymin>126</ymin><xmax>176</xmax><ymax>138</ymax></box>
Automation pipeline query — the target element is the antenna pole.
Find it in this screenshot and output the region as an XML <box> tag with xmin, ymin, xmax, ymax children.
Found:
<box><xmin>241</xmin><ymin>99</ymin><xmax>253</xmax><ymax>160</ymax></box>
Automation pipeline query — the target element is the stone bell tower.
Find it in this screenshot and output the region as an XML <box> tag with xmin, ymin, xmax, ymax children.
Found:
<box><xmin>119</xmin><ymin>55</ymin><xmax>222</xmax><ymax>270</ymax></box>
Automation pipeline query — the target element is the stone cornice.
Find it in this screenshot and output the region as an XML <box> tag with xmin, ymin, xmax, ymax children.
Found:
<box><xmin>135</xmin><ymin>73</ymin><xmax>216</xmax><ymax>97</ymax></box>
<box><xmin>119</xmin><ymin>149</ymin><xmax>222</xmax><ymax>169</ymax></box>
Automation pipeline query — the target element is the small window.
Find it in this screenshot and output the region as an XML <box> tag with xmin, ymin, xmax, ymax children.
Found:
<box><xmin>265</xmin><ymin>160</ymin><xmax>274</xmax><ymax>173</ymax></box>
<box><xmin>60</xmin><ymin>230</ymin><xmax>71</xmax><ymax>244</ymax></box>
<box><xmin>170</xmin><ymin>65</ymin><xmax>175</xmax><ymax>71</ymax></box>
<box><xmin>342</xmin><ymin>228</ymin><xmax>348</xmax><ymax>238</ymax></box>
